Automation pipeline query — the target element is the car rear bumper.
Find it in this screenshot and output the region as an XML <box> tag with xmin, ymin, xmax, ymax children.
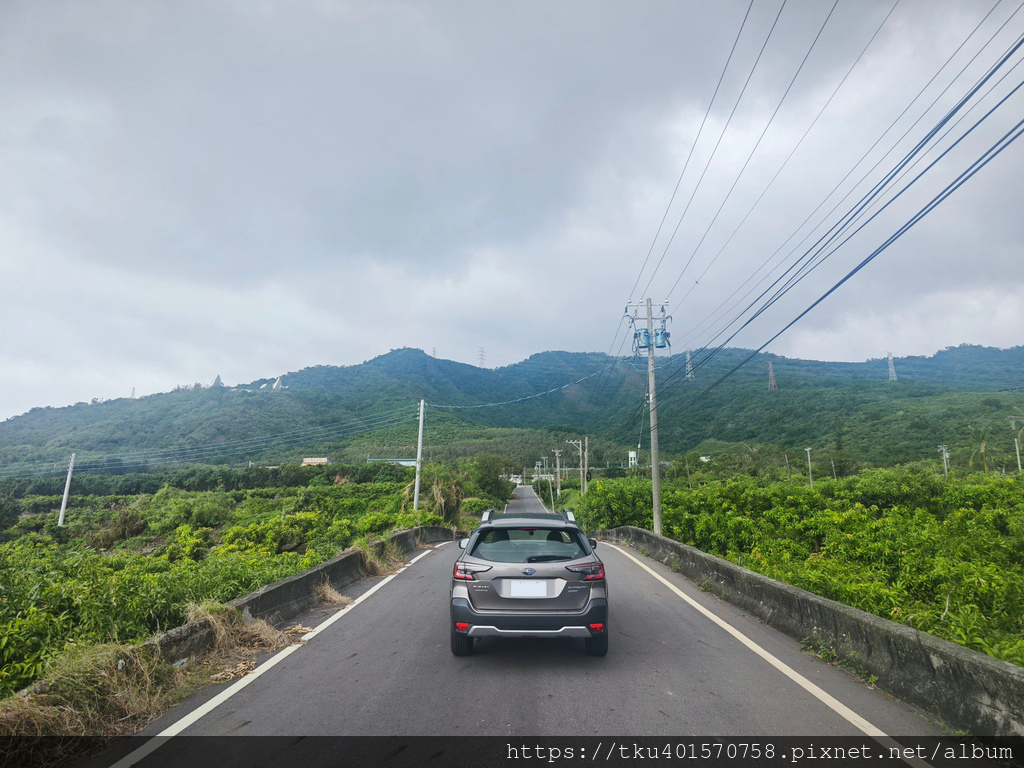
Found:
<box><xmin>451</xmin><ymin>597</ymin><xmax>607</xmax><ymax>638</ymax></box>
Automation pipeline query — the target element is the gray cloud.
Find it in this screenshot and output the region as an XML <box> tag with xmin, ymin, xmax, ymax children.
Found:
<box><xmin>2</xmin><ymin>0</ymin><xmax>1022</xmax><ymax>420</ymax></box>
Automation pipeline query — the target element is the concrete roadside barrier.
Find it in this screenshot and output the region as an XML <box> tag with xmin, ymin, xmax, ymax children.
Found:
<box><xmin>600</xmin><ymin>525</ymin><xmax>1024</xmax><ymax>739</ymax></box>
<box><xmin>147</xmin><ymin>525</ymin><xmax>454</xmax><ymax>666</ymax></box>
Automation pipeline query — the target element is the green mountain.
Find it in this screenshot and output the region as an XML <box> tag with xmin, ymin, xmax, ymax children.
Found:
<box><xmin>1</xmin><ymin>345</ymin><xmax>1023</xmax><ymax>475</ymax></box>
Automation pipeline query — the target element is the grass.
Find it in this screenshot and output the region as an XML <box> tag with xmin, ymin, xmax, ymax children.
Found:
<box><xmin>0</xmin><ymin>603</ymin><xmax>292</xmax><ymax>768</ymax></box>
<box><xmin>349</xmin><ymin>536</ymin><xmax>405</xmax><ymax>577</ymax></box>
<box><xmin>800</xmin><ymin>636</ymin><xmax>878</xmax><ymax>688</ymax></box>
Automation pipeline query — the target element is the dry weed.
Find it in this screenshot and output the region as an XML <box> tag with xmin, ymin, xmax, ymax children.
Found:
<box><xmin>0</xmin><ymin>644</ymin><xmax>182</xmax><ymax>767</ymax></box>
<box><xmin>315</xmin><ymin>581</ymin><xmax>352</xmax><ymax>605</ymax></box>
<box><xmin>0</xmin><ymin>603</ymin><xmax>296</xmax><ymax>767</ymax></box>
<box><xmin>186</xmin><ymin>602</ymin><xmax>290</xmax><ymax>653</ymax></box>
<box><xmin>209</xmin><ymin>660</ymin><xmax>255</xmax><ymax>682</ymax></box>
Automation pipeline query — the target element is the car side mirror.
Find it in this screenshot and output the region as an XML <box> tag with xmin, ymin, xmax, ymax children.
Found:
<box><xmin>588</xmin><ymin>538</ymin><xmax>597</xmax><ymax>549</ymax></box>
<box><xmin>459</xmin><ymin>538</ymin><xmax>469</xmax><ymax>549</ymax></box>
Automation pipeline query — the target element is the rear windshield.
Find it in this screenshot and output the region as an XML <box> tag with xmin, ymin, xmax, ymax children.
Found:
<box><xmin>470</xmin><ymin>527</ymin><xmax>588</xmax><ymax>563</ymax></box>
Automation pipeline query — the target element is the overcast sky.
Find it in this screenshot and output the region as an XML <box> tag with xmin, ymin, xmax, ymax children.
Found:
<box><xmin>2</xmin><ymin>0</ymin><xmax>1022</xmax><ymax>420</ymax></box>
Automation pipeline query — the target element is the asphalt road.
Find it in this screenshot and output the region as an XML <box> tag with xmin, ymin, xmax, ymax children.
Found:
<box><xmin>94</xmin><ymin>486</ymin><xmax>948</xmax><ymax>766</ymax></box>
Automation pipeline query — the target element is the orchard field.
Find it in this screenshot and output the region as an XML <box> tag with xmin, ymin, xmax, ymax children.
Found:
<box><xmin>576</xmin><ymin>468</ymin><xmax>1024</xmax><ymax>667</ymax></box>
<box><xmin>0</xmin><ymin>458</ymin><xmax>514</xmax><ymax>700</ymax></box>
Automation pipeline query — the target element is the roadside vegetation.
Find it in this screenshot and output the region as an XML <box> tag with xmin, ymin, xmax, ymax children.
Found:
<box><xmin>0</xmin><ymin>602</ymin><xmax>292</xmax><ymax>768</ymax></box>
<box><xmin>0</xmin><ymin>458</ymin><xmax>515</xmax><ymax>703</ymax></box>
<box><xmin>574</xmin><ymin>466</ymin><xmax>1024</xmax><ymax>668</ymax></box>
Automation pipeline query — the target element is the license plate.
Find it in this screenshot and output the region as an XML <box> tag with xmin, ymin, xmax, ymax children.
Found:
<box><xmin>510</xmin><ymin>579</ymin><xmax>547</xmax><ymax>597</ymax></box>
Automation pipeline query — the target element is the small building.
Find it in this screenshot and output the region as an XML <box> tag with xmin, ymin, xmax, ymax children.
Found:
<box><xmin>366</xmin><ymin>458</ymin><xmax>416</xmax><ymax>467</ymax></box>
<box><xmin>302</xmin><ymin>458</ymin><xmax>331</xmax><ymax>466</ymax></box>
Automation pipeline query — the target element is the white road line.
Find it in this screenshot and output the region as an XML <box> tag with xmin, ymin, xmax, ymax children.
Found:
<box><xmin>604</xmin><ymin>543</ymin><xmax>931</xmax><ymax>768</ymax></box>
<box><xmin>110</xmin><ymin>545</ymin><xmax>441</xmax><ymax>767</ymax></box>
<box><xmin>109</xmin><ymin>643</ymin><xmax>301</xmax><ymax>767</ymax></box>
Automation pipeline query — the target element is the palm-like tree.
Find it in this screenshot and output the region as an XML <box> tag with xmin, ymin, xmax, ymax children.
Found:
<box><xmin>968</xmin><ymin>424</ymin><xmax>989</xmax><ymax>473</ymax></box>
<box><xmin>1008</xmin><ymin>407</ymin><xmax>1024</xmax><ymax>471</ymax></box>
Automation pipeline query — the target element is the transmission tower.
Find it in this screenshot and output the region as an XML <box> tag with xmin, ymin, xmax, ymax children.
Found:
<box><xmin>685</xmin><ymin>350</ymin><xmax>694</xmax><ymax>381</ymax></box>
<box><xmin>768</xmin><ymin>361</ymin><xmax>777</xmax><ymax>392</ymax></box>
<box><xmin>887</xmin><ymin>351</ymin><xmax>898</xmax><ymax>382</ymax></box>
<box><xmin>478</xmin><ymin>347</ymin><xmax>486</xmax><ymax>367</ymax></box>
<box><xmin>432</xmin><ymin>347</ymin><xmax>436</xmax><ymax>357</ymax></box>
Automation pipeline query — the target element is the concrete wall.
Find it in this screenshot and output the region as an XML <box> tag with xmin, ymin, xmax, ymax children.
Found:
<box><xmin>228</xmin><ymin>525</ymin><xmax>450</xmax><ymax>623</ymax></box>
<box><xmin>147</xmin><ymin>526</ymin><xmax>454</xmax><ymax>666</ymax></box>
<box><xmin>600</xmin><ymin>526</ymin><xmax>1024</xmax><ymax>738</ymax></box>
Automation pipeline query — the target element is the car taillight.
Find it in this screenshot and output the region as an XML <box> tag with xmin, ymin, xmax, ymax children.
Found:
<box><xmin>566</xmin><ymin>562</ymin><xmax>605</xmax><ymax>580</ymax></box>
<box><xmin>454</xmin><ymin>562</ymin><xmax>492</xmax><ymax>580</ymax></box>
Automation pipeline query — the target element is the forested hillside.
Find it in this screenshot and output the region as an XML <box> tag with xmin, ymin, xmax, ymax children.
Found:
<box><xmin>1</xmin><ymin>345</ymin><xmax>1023</xmax><ymax>474</ymax></box>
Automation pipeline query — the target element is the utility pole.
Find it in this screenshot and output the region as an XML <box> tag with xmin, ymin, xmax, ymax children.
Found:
<box><xmin>567</xmin><ymin>439</ymin><xmax>584</xmax><ymax>493</ymax></box>
<box><xmin>1016</xmin><ymin>438</ymin><xmax>1022</xmax><ymax>473</ymax></box>
<box><xmin>831</xmin><ymin>458</ymin><xmax>837</xmax><ymax>480</ymax></box>
<box><xmin>583</xmin><ymin>436</ymin><xmax>589</xmax><ymax>494</ymax></box>
<box><xmin>625</xmin><ymin>298</ymin><xmax>668</xmax><ymax>535</ymax></box>
<box><xmin>785</xmin><ymin>454</ymin><xmax>791</xmax><ymax>480</ymax></box>
<box><xmin>685</xmin><ymin>458</ymin><xmax>692</xmax><ymax>489</ymax></box>
<box><xmin>646</xmin><ymin>299</ymin><xmax>663</xmax><ymax>535</ymax></box>
<box><xmin>57</xmin><ymin>453</ymin><xmax>76</xmax><ymax>527</ymax></box>
<box><xmin>805</xmin><ymin>447</ymin><xmax>813</xmax><ymax>489</ymax></box>
<box><xmin>938</xmin><ymin>444</ymin><xmax>949</xmax><ymax>479</ymax></box>
<box><xmin>553</xmin><ymin>449</ymin><xmax>562</xmax><ymax>497</ymax></box>
<box><xmin>413</xmin><ymin>400</ymin><xmax>425</xmax><ymax>510</ymax></box>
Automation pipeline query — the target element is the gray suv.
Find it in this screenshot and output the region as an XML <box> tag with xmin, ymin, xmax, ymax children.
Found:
<box><xmin>450</xmin><ymin>509</ymin><xmax>608</xmax><ymax>657</ymax></box>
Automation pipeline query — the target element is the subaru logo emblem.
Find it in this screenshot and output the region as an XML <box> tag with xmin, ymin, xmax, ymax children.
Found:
<box><xmin>522</xmin><ymin>568</ymin><xmax>536</xmax><ymax>576</ymax></box>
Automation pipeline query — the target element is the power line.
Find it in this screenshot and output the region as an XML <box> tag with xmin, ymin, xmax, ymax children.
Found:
<box><xmin>663</xmin><ymin>0</ymin><xmax>841</xmax><ymax>301</ymax></box>
<box><xmin>590</xmin><ymin>2</ymin><xmax>759</xmax><ymax>421</ymax></box>
<box><xmin>0</xmin><ymin>403</ymin><xmax>419</xmax><ymax>471</ymax></box>
<box><xmin>675</xmin><ymin>0</ymin><xmax>1009</xmax><ymax>351</ymax></box>
<box><xmin>627</xmin><ymin>0</ymin><xmax>756</xmax><ymax>303</ymax></box>
<box><xmin>639</xmin><ymin>0</ymin><xmax>791</xmax><ymax>298</ymax></box>
<box><xmin>0</xmin><ymin>409</ymin><xmax>422</xmax><ymax>479</ymax></box>
<box><xmin>427</xmin><ymin>360</ymin><xmax>625</xmax><ymax>410</ymax></box>
<box><xmin>657</xmin><ymin>98</ymin><xmax>1024</xmax><ymax>427</ymax></box>
<box><xmin>671</xmin><ymin>0</ymin><xmax>901</xmax><ymax>308</ymax></box>
<box><xmin>636</xmin><ymin>27</ymin><xmax>1024</xmax><ymax>440</ymax></box>
<box><xmin>673</xmin><ymin>21</ymin><xmax>1024</xmax><ymax>374</ymax></box>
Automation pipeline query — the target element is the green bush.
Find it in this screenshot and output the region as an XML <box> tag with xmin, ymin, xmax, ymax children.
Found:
<box><xmin>582</xmin><ymin>468</ymin><xmax>1024</xmax><ymax>666</ymax></box>
<box><xmin>0</xmin><ymin>480</ymin><xmax>414</xmax><ymax>699</ymax></box>
<box><xmin>460</xmin><ymin>498</ymin><xmax>494</xmax><ymax>514</ymax></box>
